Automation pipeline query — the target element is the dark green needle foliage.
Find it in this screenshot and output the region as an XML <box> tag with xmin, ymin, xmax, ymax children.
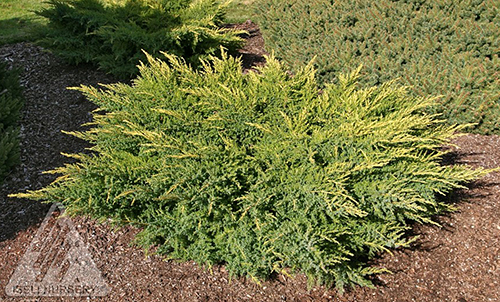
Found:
<box><xmin>0</xmin><ymin>62</ymin><xmax>23</xmax><ymax>183</ymax></box>
<box><xmin>255</xmin><ymin>0</ymin><xmax>500</xmax><ymax>134</ymax></box>
<box><xmin>14</xmin><ymin>52</ymin><xmax>486</xmax><ymax>290</ymax></box>
<box><xmin>37</xmin><ymin>0</ymin><xmax>244</xmax><ymax>79</ymax></box>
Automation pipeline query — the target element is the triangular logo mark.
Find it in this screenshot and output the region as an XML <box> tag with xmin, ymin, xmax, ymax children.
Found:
<box><xmin>6</xmin><ymin>203</ymin><xmax>110</xmax><ymax>297</ymax></box>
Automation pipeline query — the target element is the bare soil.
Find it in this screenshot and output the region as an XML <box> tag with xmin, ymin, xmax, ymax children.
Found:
<box><xmin>0</xmin><ymin>21</ymin><xmax>499</xmax><ymax>302</ymax></box>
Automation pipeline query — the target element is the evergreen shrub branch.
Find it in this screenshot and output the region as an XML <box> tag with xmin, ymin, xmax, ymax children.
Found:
<box><xmin>37</xmin><ymin>0</ymin><xmax>244</xmax><ymax>79</ymax></box>
<box><xmin>0</xmin><ymin>62</ymin><xmax>23</xmax><ymax>183</ymax></box>
<box><xmin>13</xmin><ymin>52</ymin><xmax>488</xmax><ymax>290</ymax></box>
<box><xmin>255</xmin><ymin>0</ymin><xmax>500</xmax><ymax>134</ymax></box>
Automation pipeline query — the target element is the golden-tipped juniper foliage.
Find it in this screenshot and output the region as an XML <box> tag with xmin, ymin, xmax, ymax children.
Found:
<box><xmin>37</xmin><ymin>0</ymin><xmax>244</xmax><ymax>79</ymax></box>
<box><xmin>0</xmin><ymin>62</ymin><xmax>23</xmax><ymax>184</ymax></box>
<box><xmin>255</xmin><ymin>0</ymin><xmax>500</xmax><ymax>134</ymax></box>
<box><xmin>14</xmin><ymin>53</ymin><xmax>486</xmax><ymax>289</ymax></box>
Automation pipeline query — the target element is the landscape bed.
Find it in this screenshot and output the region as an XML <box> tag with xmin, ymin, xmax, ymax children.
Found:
<box><xmin>1</xmin><ymin>31</ymin><xmax>500</xmax><ymax>302</ymax></box>
<box><xmin>0</xmin><ymin>0</ymin><xmax>499</xmax><ymax>301</ymax></box>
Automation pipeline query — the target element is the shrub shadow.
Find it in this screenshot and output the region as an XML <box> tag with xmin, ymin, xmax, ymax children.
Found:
<box><xmin>0</xmin><ymin>17</ymin><xmax>47</xmax><ymax>46</ymax></box>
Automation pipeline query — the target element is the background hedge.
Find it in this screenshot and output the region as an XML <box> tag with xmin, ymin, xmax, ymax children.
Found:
<box><xmin>0</xmin><ymin>62</ymin><xmax>23</xmax><ymax>184</ymax></box>
<box><xmin>255</xmin><ymin>0</ymin><xmax>500</xmax><ymax>134</ymax></box>
<box><xmin>37</xmin><ymin>0</ymin><xmax>244</xmax><ymax>79</ymax></box>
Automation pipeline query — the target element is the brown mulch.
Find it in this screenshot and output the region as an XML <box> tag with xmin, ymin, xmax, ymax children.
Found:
<box><xmin>0</xmin><ymin>21</ymin><xmax>499</xmax><ymax>302</ymax></box>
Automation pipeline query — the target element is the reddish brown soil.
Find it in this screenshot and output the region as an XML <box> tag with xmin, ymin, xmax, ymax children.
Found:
<box><xmin>0</xmin><ymin>22</ymin><xmax>499</xmax><ymax>302</ymax></box>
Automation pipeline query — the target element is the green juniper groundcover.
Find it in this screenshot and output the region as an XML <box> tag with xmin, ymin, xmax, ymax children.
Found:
<box><xmin>14</xmin><ymin>52</ymin><xmax>488</xmax><ymax>290</ymax></box>
<box><xmin>0</xmin><ymin>62</ymin><xmax>23</xmax><ymax>184</ymax></box>
<box><xmin>37</xmin><ymin>0</ymin><xmax>244</xmax><ymax>79</ymax></box>
<box><xmin>255</xmin><ymin>0</ymin><xmax>500</xmax><ymax>134</ymax></box>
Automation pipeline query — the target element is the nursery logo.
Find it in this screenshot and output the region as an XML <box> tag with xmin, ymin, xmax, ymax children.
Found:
<box><xmin>6</xmin><ymin>203</ymin><xmax>109</xmax><ymax>297</ymax></box>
